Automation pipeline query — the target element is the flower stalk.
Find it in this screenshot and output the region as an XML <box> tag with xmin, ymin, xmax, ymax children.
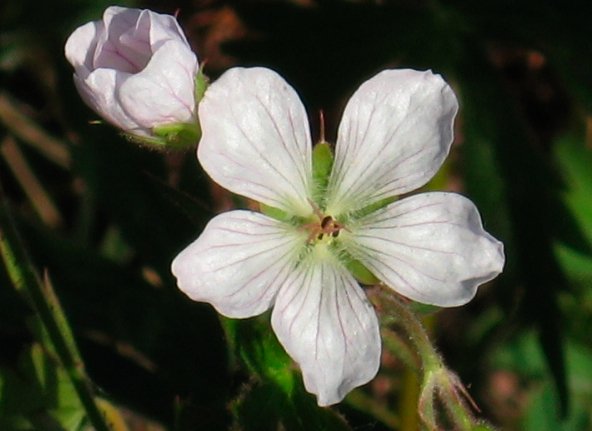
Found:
<box><xmin>369</xmin><ymin>285</ymin><xmax>495</xmax><ymax>430</ymax></box>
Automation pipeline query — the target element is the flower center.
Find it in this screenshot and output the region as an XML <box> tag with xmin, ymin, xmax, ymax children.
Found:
<box><xmin>304</xmin><ymin>214</ymin><xmax>343</xmax><ymax>244</ymax></box>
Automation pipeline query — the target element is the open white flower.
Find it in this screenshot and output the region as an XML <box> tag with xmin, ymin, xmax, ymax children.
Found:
<box><xmin>172</xmin><ymin>67</ymin><xmax>504</xmax><ymax>406</ymax></box>
<box><xmin>65</xmin><ymin>6</ymin><xmax>198</xmax><ymax>139</ymax></box>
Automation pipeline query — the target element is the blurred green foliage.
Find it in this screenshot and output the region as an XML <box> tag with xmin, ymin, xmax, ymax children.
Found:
<box><xmin>1</xmin><ymin>0</ymin><xmax>592</xmax><ymax>430</ymax></box>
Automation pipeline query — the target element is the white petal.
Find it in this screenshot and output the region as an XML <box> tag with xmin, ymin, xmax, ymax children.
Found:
<box><xmin>89</xmin><ymin>7</ymin><xmax>191</xmax><ymax>75</ymax></box>
<box><xmin>326</xmin><ymin>69</ymin><xmax>458</xmax><ymax>215</ymax></box>
<box><xmin>198</xmin><ymin>67</ymin><xmax>313</xmax><ymax>217</ymax></box>
<box><xmin>118</xmin><ymin>40</ymin><xmax>198</xmax><ymax>128</ymax></box>
<box><xmin>103</xmin><ymin>6</ymin><xmax>141</xmax><ymax>32</ymax></box>
<box><xmin>344</xmin><ymin>193</ymin><xmax>504</xmax><ymax>306</ymax></box>
<box><xmin>144</xmin><ymin>9</ymin><xmax>191</xmax><ymax>48</ymax></box>
<box><xmin>271</xmin><ymin>249</ymin><xmax>381</xmax><ymax>406</ymax></box>
<box><xmin>94</xmin><ymin>7</ymin><xmax>144</xmax><ymax>72</ymax></box>
<box><xmin>113</xmin><ymin>9</ymin><xmax>191</xmax><ymax>70</ymax></box>
<box><xmin>65</xmin><ymin>21</ymin><xmax>103</xmax><ymax>77</ymax></box>
<box><xmin>171</xmin><ymin>210</ymin><xmax>306</xmax><ymax>318</ymax></box>
<box><xmin>74</xmin><ymin>69</ymin><xmax>143</xmax><ymax>134</ymax></box>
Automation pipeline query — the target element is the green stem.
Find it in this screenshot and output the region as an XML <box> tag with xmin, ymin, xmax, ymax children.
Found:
<box><xmin>370</xmin><ymin>285</ymin><xmax>479</xmax><ymax>430</ymax></box>
<box><xmin>437</xmin><ymin>371</ymin><xmax>476</xmax><ymax>431</ymax></box>
<box><xmin>0</xmin><ymin>184</ymin><xmax>111</xmax><ymax>431</ymax></box>
<box><xmin>398</xmin><ymin>366</ymin><xmax>420</xmax><ymax>431</ymax></box>
<box><xmin>442</xmin><ymin>394</ymin><xmax>473</xmax><ymax>431</ymax></box>
<box><xmin>381</xmin><ymin>327</ymin><xmax>420</xmax><ymax>371</ymax></box>
<box><xmin>371</xmin><ymin>287</ymin><xmax>440</xmax><ymax>371</ymax></box>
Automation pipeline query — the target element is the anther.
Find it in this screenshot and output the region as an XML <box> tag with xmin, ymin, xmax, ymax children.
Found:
<box><xmin>321</xmin><ymin>215</ymin><xmax>332</xmax><ymax>229</ymax></box>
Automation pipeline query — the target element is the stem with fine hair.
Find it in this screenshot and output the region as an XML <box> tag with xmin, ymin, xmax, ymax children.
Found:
<box><xmin>369</xmin><ymin>285</ymin><xmax>485</xmax><ymax>431</ymax></box>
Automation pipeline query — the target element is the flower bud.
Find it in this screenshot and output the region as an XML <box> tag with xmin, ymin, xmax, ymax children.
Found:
<box><xmin>65</xmin><ymin>6</ymin><xmax>200</xmax><ymax>148</ymax></box>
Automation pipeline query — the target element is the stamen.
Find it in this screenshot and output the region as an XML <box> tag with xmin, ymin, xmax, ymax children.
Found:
<box><xmin>321</xmin><ymin>215</ymin><xmax>332</xmax><ymax>229</ymax></box>
<box><xmin>301</xmin><ymin>203</ymin><xmax>343</xmax><ymax>244</ymax></box>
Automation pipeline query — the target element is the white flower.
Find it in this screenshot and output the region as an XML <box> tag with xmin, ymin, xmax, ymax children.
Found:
<box><xmin>65</xmin><ymin>6</ymin><xmax>198</xmax><ymax>138</ymax></box>
<box><xmin>172</xmin><ymin>67</ymin><xmax>505</xmax><ymax>406</ymax></box>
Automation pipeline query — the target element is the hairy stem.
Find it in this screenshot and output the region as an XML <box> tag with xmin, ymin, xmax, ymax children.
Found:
<box><xmin>369</xmin><ymin>285</ymin><xmax>481</xmax><ymax>430</ymax></box>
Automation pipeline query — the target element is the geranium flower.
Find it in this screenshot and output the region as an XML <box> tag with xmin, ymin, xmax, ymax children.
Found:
<box><xmin>65</xmin><ymin>6</ymin><xmax>199</xmax><ymax>143</ymax></box>
<box><xmin>172</xmin><ymin>67</ymin><xmax>504</xmax><ymax>406</ymax></box>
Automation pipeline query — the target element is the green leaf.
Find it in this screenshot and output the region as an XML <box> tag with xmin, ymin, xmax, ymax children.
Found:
<box><xmin>223</xmin><ymin>316</ymin><xmax>294</xmax><ymax>391</ymax></box>
<box><xmin>0</xmin><ymin>343</ymin><xmax>87</xmax><ymax>431</ymax></box>
<box><xmin>21</xmin><ymin>218</ymin><xmax>229</xmax><ymax>423</ymax></box>
<box><xmin>222</xmin><ymin>316</ymin><xmax>352</xmax><ymax>430</ymax></box>
<box><xmin>1</xmin><ymin>188</ymin><xmax>110</xmax><ymax>431</ymax></box>
<box><xmin>232</xmin><ymin>378</ymin><xmax>352</xmax><ymax>431</ymax></box>
<box><xmin>553</xmin><ymin>131</ymin><xmax>592</xmax><ymax>258</ymax></box>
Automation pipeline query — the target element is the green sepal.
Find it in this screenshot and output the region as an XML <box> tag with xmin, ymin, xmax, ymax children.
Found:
<box><xmin>311</xmin><ymin>141</ymin><xmax>334</xmax><ymax>208</ymax></box>
<box><xmin>347</xmin><ymin>195</ymin><xmax>397</xmax><ymax>221</ymax></box>
<box><xmin>124</xmin><ymin>121</ymin><xmax>201</xmax><ymax>151</ymax></box>
<box><xmin>152</xmin><ymin>121</ymin><xmax>201</xmax><ymax>150</ymax></box>
<box><xmin>194</xmin><ymin>65</ymin><xmax>210</xmax><ymax>104</ymax></box>
<box><xmin>341</xmin><ymin>253</ymin><xmax>380</xmax><ymax>285</ymax></box>
<box><xmin>259</xmin><ymin>202</ymin><xmax>303</xmax><ymax>225</ymax></box>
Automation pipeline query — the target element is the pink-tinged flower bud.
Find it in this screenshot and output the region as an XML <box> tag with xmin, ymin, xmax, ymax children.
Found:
<box><xmin>65</xmin><ymin>6</ymin><xmax>199</xmax><ymax>147</ymax></box>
